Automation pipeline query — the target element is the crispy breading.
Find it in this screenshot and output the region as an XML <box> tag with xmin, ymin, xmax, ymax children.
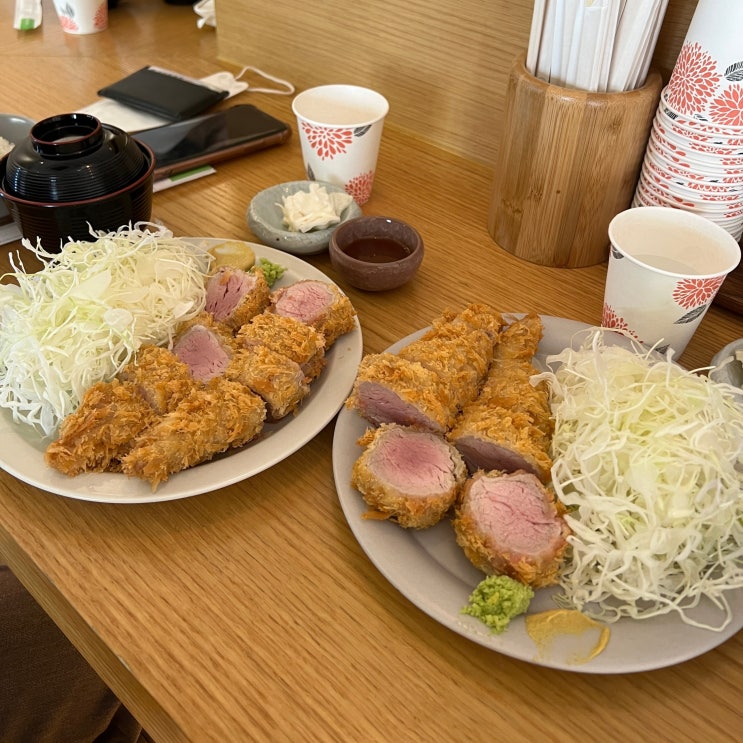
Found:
<box><xmin>452</xmin><ymin>470</ymin><xmax>569</xmax><ymax>588</ymax></box>
<box><xmin>352</xmin><ymin>423</ymin><xmax>467</xmax><ymax>528</ymax></box>
<box><xmin>270</xmin><ymin>280</ymin><xmax>356</xmax><ymax>346</ymax></box>
<box><xmin>448</xmin><ymin>313</ymin><xmax>553</xmax><ymax>482</ymax></box>
<box><xmin>346</xmin><ymin>352</ymin><xmax>457</xmax><ymax>433</ymax></box>
<box><xmin>235</xmin><ymin>312</ymin><xmax>326</xmax><ymax>382</ymax></box>
<box><xmin>427</xmin><ymin>303</ymin><xmax>503</xmax><ymax>341</ymax></box>
<box><xmin>226</xmin><ymin>345</ymin><xmax>310</xmax><ymax>421</ymax></box>
<box><xmin>346</xmin><ymin>304</ymin><xmax>503</xmax><ymax>432</ymax></box>
<box><xmin>205</xmin><ymin>265</ymin><xmax>271</xmax><ymax>330</ymax></box>
<box><xmin>118</xmin><ymin>344</ymin><xmax>195</xmax><ymax>415</ymax></box>
<box><xmin>398</xmin><ymin>311</ymin><xmax>500</xmax><ymax>414</ymax></box>
<box><xmin>493</xmin><ymin>312</ymin><xmax>543</xmax><ymax>360</ymax></box>
<box><xmin>472</xmin><ymin>358</ymin><xmax>553</xmax><ymax>438</ymax></box>
<box><xmin>120</xmin><ymin>378</ymin><xmax>266</xmax><ymax>490</ymax></box>
<box><xmin>45</xmin><ymin>380</ymin><xmax>157</xmax><ymax>476</ymax></box>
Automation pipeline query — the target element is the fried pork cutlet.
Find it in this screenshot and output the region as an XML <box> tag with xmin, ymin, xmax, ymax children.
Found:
<box><xmin>227</xmin><ymin>344</ymin><xmax>310</xmax><ymax>421</ymax></box>
<box><xmin>204</xmin><ymin>265</ymin><xmax>271</xmax><ymax>330</ymax></box>
<box><xmin>347</xmin><ymin>352</ymin><xmax>457</xmax><ymax>434</ymax></box>
<box><xmin>269</xmin><ymin>279</ymin><xmax>356</xmax><ymax>346</ymax></box>
<box><xmin>453</xmin><ymin>470</ymin><xmax>569</xmax><ymax>588</ymax></box>
<box><xmin>119</xmin><ymin>378</ymin><xmax>267</xmax><ymax>490</ymax></box>
<box><xmin>397</xmin><ymin>303</ymin><xmax>503</xmax><ymax>413</ymax></box>
<box><xmin>346</xmin><ymin>303</ymin><xmax>503</xmax><ymax>434</ymax></box>
<box><xmin>448</xmin><ymin>313</ymin><xmax>553</xmax><ymax>483</ymax></box>
<box><xmin>352</xmin><ymin>423</ymin><xmax>467</xmax><ymax>529</ymax></box>
<box><xmin>172</xmin><ymin>322</ymin><xmax>235</xmax><ymax>383</ymax></box>
<box><xmin>117</xmin><ymin>344</ymin><xmax>195</xmax><ymax>415</ymax></box>
<box><xmin>45</xmin><ymin>379</ymin><xmax>158</xmax><ymax>476</ymax></box>
<box><xmin>418</xmin><ymin>303</ymin><xmax>503</xmax><ymax>344</ymax></box>
<box><xmin>236</xmin><ymin>312</ymin><xmax>326</xmax><ymax>382</ymax></box>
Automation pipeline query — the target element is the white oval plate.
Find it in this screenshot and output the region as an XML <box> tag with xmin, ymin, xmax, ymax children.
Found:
<box><xmin>332</xmin><ymin>315</ymin><xmax>743</xmax><ymax>673</ymax></box>
<box><xmin>0</xmin><ymin>240</ymin><xmax>363</xmax><ymax>503</ymax></box>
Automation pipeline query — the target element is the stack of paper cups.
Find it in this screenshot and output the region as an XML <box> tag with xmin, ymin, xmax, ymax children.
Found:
<box><xmin>633</xmin><ymin>0</ymin><xmax>743</xmax><ymax>240</ymax></box>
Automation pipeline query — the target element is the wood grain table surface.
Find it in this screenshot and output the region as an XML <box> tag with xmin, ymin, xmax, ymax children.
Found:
<box><xmin>0</xmin><ymin>2</ymin><xmax>741</xmax><ymax>741</ymax></box>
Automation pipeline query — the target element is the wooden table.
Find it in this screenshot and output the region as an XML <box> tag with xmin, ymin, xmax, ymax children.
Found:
<box><xmin>1</xmin><ymin>3</ymin><xmax>741</xmax><ymax>742</ymax></box>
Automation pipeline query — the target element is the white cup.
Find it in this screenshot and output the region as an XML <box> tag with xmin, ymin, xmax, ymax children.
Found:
<box><xmin>665</xmin><ymin>0</ymin><xmax>743</xmax><ymax>123</ymax></box>
<box><xmin>53</xmin><ymin>0</ymin><xmax>108</xmax><ymax>35</ymax></box>
<box><xmin>292</xmin><ymin>85</ymin><xmax>388</xmax><ymax>205</ymax></box>
<box><xmin>603</xmin><ymin>206</ymin><xmax>741</xmax><ymax>356</ymax></box>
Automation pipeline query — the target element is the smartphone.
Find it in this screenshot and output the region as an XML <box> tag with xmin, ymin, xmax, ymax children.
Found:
<box><xmin>133</xmin><ymin>104</ymin><xmax>291</xmax><ymax>179</ymax></box>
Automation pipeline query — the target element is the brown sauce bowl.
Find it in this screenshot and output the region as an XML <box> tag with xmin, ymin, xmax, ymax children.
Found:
<box><xmin>329</xmin><ymin>216</ymin><xmax>424</xmax><ymax>291</ymax></box>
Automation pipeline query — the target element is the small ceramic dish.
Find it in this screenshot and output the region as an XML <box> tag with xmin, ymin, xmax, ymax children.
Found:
<box><xmin>0</xmin><ymin>113</ymin><xmax>34</xmax><ymax>224</ymax></box>
<box><xmin>247</xmin><ymin>180</ymin><xmax>362</xmax><ymax>255</ymax></box>
<box><xmin>709</xmin><ymin>338</ymin><xmax>743</xmax><ymax>392</ymax></box>
<box><xmin>0</xmin><ymin>113</ymin><xmax>34</xmax><ymax>152</ymax></box>
<box><xmin>328</xmin><ymin>215</ymin><xmax>424</xmax><ymax>291</ymax></box>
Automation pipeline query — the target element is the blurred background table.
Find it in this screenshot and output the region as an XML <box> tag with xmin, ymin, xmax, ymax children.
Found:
<box><xmin>0</xmin><ymin>2</ymin><xmax>741</xmax><ymax>742</ymax></box>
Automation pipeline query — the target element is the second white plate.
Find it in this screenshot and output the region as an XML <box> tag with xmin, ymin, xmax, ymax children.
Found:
<box><xmin>332</xmin><ymin>315</ymin><xmax>743</xmax><ymax>673</ymax></box>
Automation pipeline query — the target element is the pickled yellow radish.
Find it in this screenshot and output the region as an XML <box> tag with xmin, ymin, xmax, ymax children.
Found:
<box><xmin>208</xmin><ymin>240</ymin><xmax>256</xmax><ymax>271</ymax></box>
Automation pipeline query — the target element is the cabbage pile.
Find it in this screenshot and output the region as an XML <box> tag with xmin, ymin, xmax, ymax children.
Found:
<box><xmin>537</xmin><ymin>330</ymin><xmax>743</xmax><ymax>630</ymax></box>
<box><xmin>0</xmin><ymin>226</ymin><xmax>212</xmax><ymax>436</ymax></box>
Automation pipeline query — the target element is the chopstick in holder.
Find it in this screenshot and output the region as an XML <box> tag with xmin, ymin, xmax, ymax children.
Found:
<box><xmin>564</xmin><ymin>0</ymin><xmax>586</xmax><ymax>88</ymax></box>
<box><xmin>634</xmin><ymin>0</ymin><xmax>668</xmax><ymax>90</ymax></box>
<box><xmin>557</xmin><ymin>0</ymin><xmax>584</xmax><ymax>87</ymax></box>
<box><xmin>573</xmin><ymin>3</ymin><xmax>603</xmax><ymax>91</ymax></box>
<box><xmin>549</xmin><ymin>0</ymin><xmax>569</xmax><ymax>85</ymax></box>
<box><xmin>526</xmin><ymin>0</ymin><xmax>666</xmax><ymax>92</ymax></box>
<box><xmin>597</xmin><ymin>0</ymin><xmax>622</xmax><ymax>92</ymax></box>
<box><xmin>607</xmin><ymin>0</ymin><xmax>663</xmax><ymax>92</ymax></box>
<box><xmin>589</xmin><ymin>1</ymin><xmax>611</xmax><ymax>92</ymax></box>
<box><xmin>536</xmin><ymin>0</ymin><xmax>557</xmax><ymax>82</ymax></box>
<box><xmin>526</xmin><ymin>0</ymin><xmax>548</xmax><ymax>75</ymax></box>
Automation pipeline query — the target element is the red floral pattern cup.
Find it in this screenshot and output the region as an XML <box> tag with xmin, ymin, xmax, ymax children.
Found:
<box><xmin>603</xmin><ymin>206</ymin><xmax>741</xmax><ymax>357</ymax></box>
<box><xmin>53</xmin><ymin>0</ymin><xmax>108</xmax><ymax>35</ymax></box>
<box><xmin>665</xmin><ymin>0</ymin><xmax>743</xmax><ymax>124</ymax></box>
<box><xmin>292</xmin><ymin>85</ymin><xmax>388</xmax><ymax>205</ymax></box>
<box><xmin>637</xmin><ymin>0</ymin><xmax>743</xmax><ymax>238</ymax></box>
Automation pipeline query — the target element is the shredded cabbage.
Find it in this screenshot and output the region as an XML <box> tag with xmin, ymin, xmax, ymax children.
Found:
<box><xmin>0</xmin><ymin>225</ymin><xmax>212</xmax><ymax>436</ymax></box>
<box><xmin>535</xmin><ymin>329</ymin><xmax>743</xmax><ymax>630</ymax></box>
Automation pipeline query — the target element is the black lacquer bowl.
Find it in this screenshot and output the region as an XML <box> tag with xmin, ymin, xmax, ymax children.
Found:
<box><xmin>3</xmin><ymin>113</ymin><xmax>146</xmax><ymax>201</ymax></box>
<box><xmin>0</xmin><ymin>113</ymin><xmax>155</xmax><ymax>251</ymax></box>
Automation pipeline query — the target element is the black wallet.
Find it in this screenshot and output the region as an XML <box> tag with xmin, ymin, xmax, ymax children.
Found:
<box><xmin>97</xmin><ymin>66</ymin><xmax>228</xmax><ymax>121</ymax></box>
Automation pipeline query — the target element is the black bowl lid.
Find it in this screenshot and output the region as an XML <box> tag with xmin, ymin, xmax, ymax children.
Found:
<box><xmin>2</xmin><ymin>113</ymin><xmax>146</xmax><ymax>202</ymax></box>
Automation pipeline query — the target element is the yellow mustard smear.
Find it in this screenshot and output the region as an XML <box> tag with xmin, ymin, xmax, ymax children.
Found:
<box><xmin>525</xmin><ymin>609</ymin><xmax>610</xmax><ymax>665</ymax></box>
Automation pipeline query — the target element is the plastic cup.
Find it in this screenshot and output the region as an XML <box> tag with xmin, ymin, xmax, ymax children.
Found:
<box><xmin>603</xmin><ymin>206</ymin><xmax>741</xmax><ymax>356</ymax></box>
<box><xmin>292</xmin><ymin>85</ymin><xmax>389</xmax><ymax>205</ymax></box>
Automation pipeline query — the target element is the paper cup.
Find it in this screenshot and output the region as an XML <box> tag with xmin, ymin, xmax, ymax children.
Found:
<box><xmin>53</xmin><ymin>0</ymin><xmax>108</xmax><ymax>34</ymax></box>
<box><xmin>292</xmin><ymin>85</ymin><xmax>389</xmax><ymax>205</ymax></box>
<box><xmin>665</xmin><ymin>0</ymin><xmax>743</xmax><ymax>123</ymax></box>
<box><xmin>603</xmin><ymin>206</ymin><xmax>741</xmax><ymax>356</ymax></box>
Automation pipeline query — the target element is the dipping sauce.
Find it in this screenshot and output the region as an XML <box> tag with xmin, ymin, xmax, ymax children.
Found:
<box><xmin>342</xmin><ymin>236</ymin><xmax>411</xmax><ymax>264</ymax></box>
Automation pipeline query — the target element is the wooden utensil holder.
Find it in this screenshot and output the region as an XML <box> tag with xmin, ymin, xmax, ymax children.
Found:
<box><xmin>488</xmin><ymin>55</ymin><xmax>662</xmax><ymax>268</ymax></box>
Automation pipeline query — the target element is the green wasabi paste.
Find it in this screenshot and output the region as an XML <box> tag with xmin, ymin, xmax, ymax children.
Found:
<box><xmin>254</xmin><ymin>257</ymin><xmax>286</xmax><ymax>287</ymax></box>
<box><xmin>462</xmin><ymin>575</ymin><xmax>534</xmax><ymax>634</ymax></box>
